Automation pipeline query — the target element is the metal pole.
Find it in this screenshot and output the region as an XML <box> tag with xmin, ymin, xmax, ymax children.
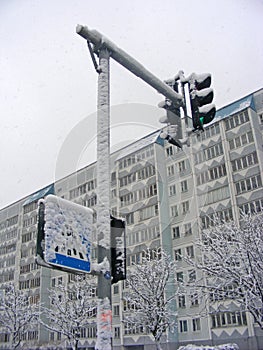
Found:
<box><xmin>96</xmin><ymin>48</ymin><xmax>112</xmax><ymax>350</ymax></box>
<box><xmin>76</xmin><ymin>25</ymin><xmax>183</xmax><ymax>108</ymax></box>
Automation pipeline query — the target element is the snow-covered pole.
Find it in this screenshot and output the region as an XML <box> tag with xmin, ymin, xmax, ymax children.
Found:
<box><xmin>76</xmin><ymin>25</ymin><xmax>184</xmax><ymax>108</ymax></box>
<box><xmin>95</xmin><ymin>48</ymin><xmax>112</xmax><ymax>350</ymax></box>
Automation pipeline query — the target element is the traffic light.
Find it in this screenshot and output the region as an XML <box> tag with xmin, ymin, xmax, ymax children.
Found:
<box><xmin>111</xmin><ymin>216</ymin><xmax>126</xmax><ymax>284</ymax></box>
<box><xmin>158</xmin><ymin>78</ymin><xmax>183</xmax><ymax>148</ymax></box>
<box><xmin>189</xmin><ymin>73</ymin><xmax>216</xmax><ymax>131</ymax></box>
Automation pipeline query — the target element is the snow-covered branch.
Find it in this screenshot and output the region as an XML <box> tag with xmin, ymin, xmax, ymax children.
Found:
<box><xmin>124</xmin><ymin>248</ymin><xmax>177</xmax><ymax>350</ymax></box>
<box><xmin>184</xmin><ymin>213</ymin><xmax>263</xmax><ymax>329</ymax></box>
<box><xmin>0</xmin><ymin>283</ymin><xmax>40</xmax><ymax>349</ymax></box>
<box><xmin>41</xmin><ymin>275</ymin><xmax>97</xmax><ymax>350</ymax></box>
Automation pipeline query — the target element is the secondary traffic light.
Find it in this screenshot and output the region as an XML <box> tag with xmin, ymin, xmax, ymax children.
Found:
<box><xmin>111</xmin><ymin>216</ymin><xmax>126</xmax><ymax>284</ymax></box>
<box><xmin>189</xmin><ymin>73</ymin><xmax>216</xmax><ymax>131</ymax></box>
<box><xmin>158</xmin><ymin>78</ymin><xmax>183</xmax><ymax>148</ymax></box>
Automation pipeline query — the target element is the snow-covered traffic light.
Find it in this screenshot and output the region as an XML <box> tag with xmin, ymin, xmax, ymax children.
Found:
<box><xmin>189</xmin><ymin>73</ymin><xmax>216</xmax><ymax>131</ymax></box>
<box><xmin>111</xmin><ymin>216</ymin><xmax>126</xmax><ymax>284</ymax></box>
<box><xmin>158</xmin><ymin>78</ymin><xmax>183</xmax><ymax>148</ymax></box>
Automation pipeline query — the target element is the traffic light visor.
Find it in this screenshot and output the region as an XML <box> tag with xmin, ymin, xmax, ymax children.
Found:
<box><xmin>193</xmin><ymin>73</ymin><xmax>211</xmax><ymax>90</ymax></box>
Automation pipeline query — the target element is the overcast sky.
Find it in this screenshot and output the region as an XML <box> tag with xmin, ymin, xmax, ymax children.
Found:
<box><xmin>1</xmin><ymin>0</ymin><xmax>262</xmax><ymax>209</ymax></box>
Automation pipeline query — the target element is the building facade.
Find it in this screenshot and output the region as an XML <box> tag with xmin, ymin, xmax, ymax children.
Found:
<box><xmin>0</xmin><ymin>88</ymin><xmax>263</xmax><ymax>349</ymax></box>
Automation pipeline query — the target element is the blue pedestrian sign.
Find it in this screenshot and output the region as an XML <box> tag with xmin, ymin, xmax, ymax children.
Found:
<box><xmin>36</xmin><ymin>195</ymin><xmax>93</xmax><ymax>273</ymax></box>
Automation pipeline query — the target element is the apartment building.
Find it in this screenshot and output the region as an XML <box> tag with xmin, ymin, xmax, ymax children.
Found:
<box><xmin>0</xmin><ymin>88</ymin><xmax>262</xmax><ymax>349</ymax></box>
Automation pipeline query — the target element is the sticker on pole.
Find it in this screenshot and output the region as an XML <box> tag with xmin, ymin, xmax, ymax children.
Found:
<box><xmin>38</xmin><ymin>194</ymin><xmax>93</xmax><ymax>273</ymax></box>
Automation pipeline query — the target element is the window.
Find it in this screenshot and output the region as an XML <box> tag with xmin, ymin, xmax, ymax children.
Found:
<box><xmin>194</xmin><ymin>142</ymin><xmax>223</xmax><ymax>165</ymax></box>
<box><xmin>113</xmin><ymin>285</ymin><xmax>119</xmax><ymax>294</ymax></box>
<box><xmin>22</xmin><ymin>231</ymin><xmax>32</xmax><ymax>243</ymax></box>
<box><xmin>172</xmin><ymin>226</ymin><xmax>180</xmax><ymax>239</ymax></box>
<box><xmin>178</xmin><ymin>160</ymin><xmax>186</xmax><ymax>172</ymax></box>
<box><xmin>211</xmin><ymin>311</ymin><xmax>247</xmax><ymax>328</ymax></box>
<box><xmin>176</xmin><ymin>272</ymin><xmax>184</xmax><ymax>283</ymax></box>
<box><xmin>30</xmin><ymin>277</ymin><xmax>40</xmax><ymax>288</ymax></box>
<box><xmin>119</xmin><ymin>173</ymin><xmax>136</xmax><ymax>187</ymax></box>
<box><xmin>111</xmin><ymin>172</ymin><xmax>116</xmax><ymax>184</ymax></box>
<box><xmin>181</xmin><ymin>180</ymin><xmax>188</xmax><ymax>192</ymax></box>
<box><xmin>197</xmin><ymin>164</ymin><xmax>226</xmax><ymax>185</ymax></box>
<box><xmin>182</xmin><ymin>201</ymin><xmax>190</xmax><ymax>214</ymax></box>
<box><xmin>225</xmin><ymin>110</ymin><xmax>249</xmax><ymax>130</ymax></box>
<box><xmin>169</xmin><ymin>184</ymin><xmax>176</xmax><ymax>196</ymax></box>
<box><xmin>87</xmin><ymin>179</ymin><xmax>96</xmax><ymax>191</ymax></box>
<box><xmin>184</xmin><ymin>223</ymin><xmax>192</xmax><ymax>236</ymax></box>
<box><xmin>179</xmin><ymin>320</ymin><xmax>188</xmax><ymax>333</ymax></box>
<box><xmin>125</xmin><ymin>213</ymin><xmax>134</xmax><ymax>225</ymax></box>
<box><xmin>239</xmin><ymin>199</ymin><xmax>263</xmax><ymax>214</ymax></box>
<box><xmin>86</xmin><ymin>326</ymin><xmax>97</xmax><ymax>338</ymax></box>
<box><xmin>192</xmin><ymin>318</ymin><xmax>201</xmax><ymax>331</ymax></box>
<box><xmin>7</xmin><ymin>215</ymin><xmax>18</xmax><ymax>227</ymax></box>
<box><xmin>201</xmin><ymin>208</ymin><xmax>233</xmax><ymax>229</ymax></box>
<box><xmin>192</xmin><ymin>122</ymin><xmax>220</xmax><ymax>144</ymax></box>
<box><xmin>166</xmin><ymin>146</ymin><xmax>174</xmax><ymax>156</ymax></box>
<box><xmin>171</xmin><ymin>205</ymin><xmax>178</xmax><ymax>217</ymax></box>
<box><xmin>88</xmin><ymin>287</ymin><xmax>97</xmax><ymax>298</ymax></box>
<box><xmin>168</xmin><ymin>165</ymin><xmax>175</xmax><ymax>176</ymax></box>
<box><xmin>69</xmin><ymin>188</ymin><xmax>78</xmax><ymax>199</ymax></box>
<box><xmin>186</xmin><ymin>245</ymin><xmax>194</xmax><ymax>258</ymax></box>
<box><xmin>199</xmin><ymin>185</ymin><xmax>230</xmax><ymax>206</ymax></box>
<box><xmin>114</xmin><ymin>327</ymin><xmax>120</xmax><ymax>338</ymax></box>
<box><xmin>231</xmin><ymin>151</ymin><xmax>258</xmax><ymax>172</ymax></box>
<box><xmin>28</xmin><ymin>330</ymin><xmax>38</xmax><ymax>340</ymax></box>
<box><xmin>23</xmin><ymin>215</ymin><xmax>37</xmax><ymax>227</ymax></box>
<box><xmin>235</xmin><ymin>174</ymin><xmax>262</xmax><ymax>195</ymax></box>
<box><xmin>139</xmin><ymin>204</ymin><xmax>158</xmax><ymax>221</ymax></box>
<box><xmin>190</xmin><ymin>293</ymin><xmax>199</xmax><ymax>306</ymax></box>
<box><xmin>178</xmin><ymin>295</ymin><xmax>186</xmax><ymax>308</ymax></box>
<box><xmin>175</xmin><ymin>249</ymin><xmax>182</xmax><ymax>261</ymax></box>
<box><xmin>228</xmin><ymin>131</ymin><xmax>254</xmax><ymax>150</ymax></box>
<box><xmin>23</xmin><ymin>201</ymin><xmax>38</xmax><ymax>214</ymax></box>
<box><xmin>137</xmin><ymin>165</ymin><xmax>155</xmax><ymax>180</ymax></box>
<box><xmin>113</xmin><ymin>305</ymin><xmax>120</xmax><ymax>316</ymax></box>
<box><xmin>188</xmin><ymin>269</ymin><xmax>196</xmax><ymax>282</ymax></box>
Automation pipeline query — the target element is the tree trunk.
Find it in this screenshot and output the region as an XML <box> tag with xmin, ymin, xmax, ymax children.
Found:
<box><xmin>156</xmin><ymin>341</ymin><xmax>162</xmax><ymax>350</ymax></box>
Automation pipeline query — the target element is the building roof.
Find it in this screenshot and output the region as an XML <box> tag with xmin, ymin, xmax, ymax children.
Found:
<box><xmin>116</xmin><ymin>130</ymin><xmax>164</xmax><ymax>160</ymax></box>
<box><xmin>23</xmin><ymin>184</ymin><xmax>54</xmax><ymax>206</ymax></box>
<box><xmin>214</xmin><ymin>93</ymin><xmax>255</xmax><ymax>122</ymax></box>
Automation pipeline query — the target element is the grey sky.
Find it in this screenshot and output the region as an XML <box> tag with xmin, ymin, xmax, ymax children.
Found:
<box><xmin>1</xmin><ymin>0</ymin><xmax>262</xmax><ymax>209</ymax></box>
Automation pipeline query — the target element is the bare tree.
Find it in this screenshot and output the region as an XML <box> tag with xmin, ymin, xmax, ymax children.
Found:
<box><xmin>124</xmin><ymin>248</ymin><xmax>177</xmax><ymax>350</ymax></box>
<box><xmin>186</xmin><ymin>212</ymin><xmax>263</xmax><ymax>329</ymax></box>
<box><xmin>41</xmin><ymin>274</ymin><xmax>97</xmax><ymax>350</ymax></box>
<box><xmin>0</xmin><ymin>283</ymin><xmax>40</xmax><ymax>349</ymax></box>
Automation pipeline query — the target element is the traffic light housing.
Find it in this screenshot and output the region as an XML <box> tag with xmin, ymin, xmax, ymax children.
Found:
<box><xmin>158</xmin><ymin>78</ymin><xmax>183</xmax><ymax>148</ymax></box>
<box><xmin>189</xmin><ymin>73</ymin><xmax>216</xmax><ymax>131</ymax></box>
<box><xmin>111</xmin><ymin>216</ymin><xmax>126</xmax><ymax>284</ymax></box>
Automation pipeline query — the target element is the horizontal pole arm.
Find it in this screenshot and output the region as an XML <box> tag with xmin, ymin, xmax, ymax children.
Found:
<box><xmin>76</xmin><ymin>25</ymin><xmax>183</xmax><ymax>107</ymax></box>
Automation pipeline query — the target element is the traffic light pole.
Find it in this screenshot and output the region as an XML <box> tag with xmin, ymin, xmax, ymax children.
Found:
<box><xmin>76</xmin><ymin>24</ymin><xmax>186</xmax><ymax>350</ymax></box>
<box><xmin>95</xmin><ymin>48</ymin><xmax>112</xmax><ymax>350</ymax></box>
<box><xmin>76</xmin><ymin>25</ymin><xmax>183</xmax><ymax>109</ymax></box>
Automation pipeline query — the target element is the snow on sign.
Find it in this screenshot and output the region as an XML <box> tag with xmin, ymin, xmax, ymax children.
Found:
<box><xmin>37</xmin><ymin>195</ymin><xmax>93</xmax><ymax>273</ymax></box>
